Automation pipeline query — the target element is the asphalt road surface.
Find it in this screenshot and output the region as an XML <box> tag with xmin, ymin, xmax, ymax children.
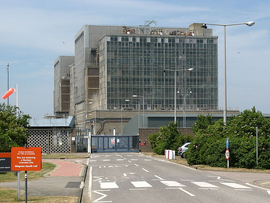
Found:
<box><xmin>83</xmin><ymin>153</ymin><xmax>270</xmax><ymax>203</ymax></box>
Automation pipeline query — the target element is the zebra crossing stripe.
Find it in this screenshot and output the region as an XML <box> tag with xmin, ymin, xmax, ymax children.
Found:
<box><xmin>221</xmin><ymin>183</ymin><xmax>251</xmax><ymax>189</ymax></box>
<box><xmin>100</xmin><ymin>182</ymin><xmax>119</xmax><ymax>189</ymax></box>
<box><xmin>192</xmin><ymin>182</ymin><xmax>218</xmax><ymax>188</ymax></box>
<box><xmin>131</xmin><ymin>181</ymin><xmax>152</xmax><ymax>188</ymax></box>
<box><xmin>161</xmin><ymin>181</ymin><xmax>185</xmax><ymax>187</ymax></box>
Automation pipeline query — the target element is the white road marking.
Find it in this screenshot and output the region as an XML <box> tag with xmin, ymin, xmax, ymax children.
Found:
<box><xmin>131</xmin><ymin>159</ymin><xmax>138</xmax><ymax>161</ymax></box>
<box><xmin>89</xmin><ymin>167</ymin><xmax>92</xmax><ymax>201</ymax></box>
<box><xmin>221</xmin><ymin>183</ymin><xmax>251</xmax><ymax>189</ymax></box>
<box><xmin>123</xmin><ymin>172</ymin><xmax>135</xmax><ymax>177</ymax></box>
<box><xmin>93</xmin><ymin>190</ymin><xmax>112</xmax><ymax>202</ymax></box>
<box><xmin>246</xmin><ymin>183</ymin><xmax>270</xmax><ymax>193</ymax></box>
<box><xmin>192</xmin><ymin>182</ymin><xmax>218</xmax><ymax>189</ymax></box>
<box><xmin>100</xmin><ymin>182</ymin><xmax>119</xmax><ymax>189</ymax></box>
<box><xmin>144</xmin><ymin>159</ymin><xmax>152</xmax><ymax>161</ymax></box>
<box><xmin>161</xmin><ymin>181</ymin><xmax>185</xmax><ymax>187</ymax></box>
<box><xmin>89</xmin><ymin>160</ymin><xmax>97</xmax><ymax>162</ymax></box>
<box><xmin>131</xmin><ymin>181</ymin><xmax>152</xmax><ymax>188</ymax></box>
<box><xmin>179</xmin><ymin>188</ymin><xmax>195</xmax><ymax>196</ymax></box>
<box><xmin>142</xmin><ymin>168</ymin><xmax>149</xmax><ymax>172</ymax></box>
<box><xmin>154</xmin><ymin>175</ymin><xmax>164</xmax><ymax>180</ymax></box>
<box><xmin>103</xmin><ymin>159</ymin><xmax>110</xmax><ymax>161</ymax></box>
<box><xmin>134</xmin><ymin>164</ymin><xmax>139</xmax><ymax>167</ymax></box>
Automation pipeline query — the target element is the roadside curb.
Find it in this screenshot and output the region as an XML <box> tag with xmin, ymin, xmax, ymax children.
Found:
<box><xmin>78</xmin><ymin>163</ymin><xmax>88</xmax><ymax>203</ymax></box>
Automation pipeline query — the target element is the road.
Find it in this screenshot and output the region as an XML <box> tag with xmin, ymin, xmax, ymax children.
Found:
<box><xmin>83</xmin><ymin>153</ymin><xmax>270</xmax><ymax>203</ymax></box>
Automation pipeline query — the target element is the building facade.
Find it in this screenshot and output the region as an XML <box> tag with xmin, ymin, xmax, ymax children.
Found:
<box><xmin>54</xmin><ymin>56</ymin><xmax>74</xmax><ymax>118</ymax></box>
<box><xmin>99</xmin><ymin>32</ymin><xmax>218</xmax><ymax>112</ymax></box>
<box><xmin>54</xmin><ymin>23</ymin><xmax>219</xmax><ymax>134</ymax></box>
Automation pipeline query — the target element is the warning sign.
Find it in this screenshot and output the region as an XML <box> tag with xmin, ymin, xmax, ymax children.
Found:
<box><xmin>11</xmin><ymin>147</ymin><xmax>42</xmax><ymax>171</ymax></box>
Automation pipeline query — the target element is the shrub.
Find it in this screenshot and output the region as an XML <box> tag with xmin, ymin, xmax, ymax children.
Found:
<box><xmin>186</xmin><ymin>107</ymin><xmax>270</xmax><ymax>169</ymax></box>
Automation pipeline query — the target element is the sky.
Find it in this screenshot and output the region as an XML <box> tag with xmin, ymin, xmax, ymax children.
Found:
<box><xmin>0</xmin><ymin>0</ymin><xmax>270</xmax><ymax>119</ymax></box>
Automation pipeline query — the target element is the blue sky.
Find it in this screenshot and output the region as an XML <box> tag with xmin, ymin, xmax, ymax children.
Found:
<box><xmin>1</xmin><ymin>0</ymin><xmax>269</xmax><ymax>118</ymax></box>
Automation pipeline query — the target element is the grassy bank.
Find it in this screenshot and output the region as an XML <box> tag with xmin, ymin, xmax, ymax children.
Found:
<box><xmin>0</xmin><ymin>160</ymin><xmax>78</xmax><ymax>202</ymax></box>
<box><xmin>42</xmin><ymin>153</ymin><xmax>89</xmax><ymax>159</ymax></box>
<box><xmin>0</xmin><ymin>162</ymin><xmax>56</xmax><ymax>182</ymax></box>
<box><xmin>0</xmin><ymin>187</ymin><xmax>77</xmax><ymax>203</ymax></box>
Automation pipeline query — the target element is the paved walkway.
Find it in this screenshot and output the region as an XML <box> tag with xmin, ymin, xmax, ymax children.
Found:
<box><xmin>43</xmin><ymin>159</ymin><xmax>84</xmax><ymax>176</ymax></box>
<box><xmin>0</xmin><ymin>158</ymin><xmax>88</xmax><ymax>197</ymax></box>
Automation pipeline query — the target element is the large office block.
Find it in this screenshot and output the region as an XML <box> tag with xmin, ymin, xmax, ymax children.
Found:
<box><xmin>99</xmin><ymin>29</ymin><xmax>218</xmax><ymax>111</ymax></box>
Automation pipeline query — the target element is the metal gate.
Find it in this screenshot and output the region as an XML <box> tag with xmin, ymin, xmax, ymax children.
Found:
<box><xmin>91</xmin><ymin>135</ymin><xmax>139</xmax><ymax>153</ymax></box>
<box><xmin>76</xmin><ymin>129</ymin><xmax>88</xmax><ymax>152</ymax></box>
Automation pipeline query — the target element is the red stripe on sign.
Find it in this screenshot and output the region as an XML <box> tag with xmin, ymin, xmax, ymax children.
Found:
<box><xmin>0</xmin><ymin>153</ymin><xmax>11</xmax><ymax>158</ymax></box>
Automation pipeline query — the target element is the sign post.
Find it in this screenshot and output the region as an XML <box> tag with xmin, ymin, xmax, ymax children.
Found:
<box><xmin>225</xmin><ymin>138</ymin><xmax>229</xmax><ymax>168</ymax></box>
<box><xmin>11</xmin><ymin>147</ymin><xmax>42</xmax><ymax>203</ymax></box>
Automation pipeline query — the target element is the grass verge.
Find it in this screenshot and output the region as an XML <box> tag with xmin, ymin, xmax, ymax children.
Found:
<box><xmin>0</xmin><ymin>161</ymin><xmax>78</xmax><ymax>202</ymax></box>
<box><xmin>142</xmin><ymin>152</ymin><xmax>270</xmax><ymax>173</ymax></box>
<box><xmin>42</xmin><ymin>154</ymin><xmax>89</xmax><ymax>159</ymax></box>
<box><xmin>0</xmin><ymin>187</ymin><xmax>78</xmax><ymax>203</ymax></box>
<box><xmin>0</xmin><ymin>162</ymin><xmax>56</xmax><ymax>182</ymax></box>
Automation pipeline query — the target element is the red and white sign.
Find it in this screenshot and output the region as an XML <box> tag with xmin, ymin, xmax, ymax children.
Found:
<box><xmin>11</xmin><ymin>147</ymin><xmax>42</xmax><ymax>171</ymax></box>
<box><xmin>225</xmin><ymin>149</ymin><xmax>230</xmax><ymax>160</ymax></box>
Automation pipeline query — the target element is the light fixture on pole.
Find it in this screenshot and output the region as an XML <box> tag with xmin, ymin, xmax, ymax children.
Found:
<box><xmin>6</xmin><ymin>63</ymin><xmax>9</xmax><ymax>105</ymax></box>
<box><xmin>164</xmin><ymin>67</ymin><xmax>194</xmax><ymax>125</ymax></box>
<box><xmin>202</xmin><ymin>21</ymin><xmax>255</xmax><ymax>125</ymax></box>
<box><xmin>132</xmin><ymin>95</ymin><xmax>144</xmax><ymax>128</ymax></box>
<box><xmin>121</xmin><ymin>99</ymin><xmax>130</xmax><ymax>135</ymax></box>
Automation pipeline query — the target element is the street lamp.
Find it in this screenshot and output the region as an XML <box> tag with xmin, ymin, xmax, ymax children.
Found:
<box><xmin>202</xmin><ymin>21</ymin><xmax>255</xmax><ymax>125</ymax></box>
<box><xmin>132</xmin><ymin>95</ymin><xmax>144</xmax><ymax>128</ymax></box>
<box><xmin>164</xmin><ymin>67</ymin><xmax>194</xmax><ymax>125</ymax></box>
<box><xmin>121</xmin><ymin>99</ymin><xmax>130</xmax><ymax>134</ymax></box>
<box><xmin>6</xmin><ymin>63</ymin><xmax>9</xmax><ymax>105</ymax></box>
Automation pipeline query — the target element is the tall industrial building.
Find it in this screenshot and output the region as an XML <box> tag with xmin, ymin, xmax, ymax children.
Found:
<box><xmin>54</xmin><ymin>22</ymin><xmax>219</xmax><ymax>133</ymax></box>
<box><xmin>54</xmin><ymin>56</ymin><xmax>74</xmax><ymax>118</ymax></box>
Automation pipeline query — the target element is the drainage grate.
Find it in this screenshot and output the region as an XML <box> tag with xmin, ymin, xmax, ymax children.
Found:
<box><xmin>65</xmin><ymin>182</ymin><xmax>81</xmax><ymax>188</ymax></box>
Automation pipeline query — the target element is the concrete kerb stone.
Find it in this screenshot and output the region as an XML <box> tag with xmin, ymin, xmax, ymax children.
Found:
<box><xmin>78</xmin><ymin>164</ymin><xmax>88</xmax><ymax>203</ymax></box>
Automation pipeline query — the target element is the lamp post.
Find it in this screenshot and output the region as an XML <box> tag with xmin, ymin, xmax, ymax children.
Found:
<box><xmin>164</xmin><ymin>67</ymin><xmax>193</xmax><ymax>125</ymax></box>
<box><xmin>6</xmin><ymin>63</ymin><xmax>9</xmax><ymax>105</ymax></box>
<box><xmin>121</xmin><ymin>99</ymin><xmax>130</xmax><ymax>134</ymax></box>
<box><xmin>202</xmin><ymin>21</ymin><xmax>255</xmax><ymax>125</ymax></box>
<box><xmin>132</xmin><ymin>95</ymin><xmax>144</xmax><ymax>128</ymax></box>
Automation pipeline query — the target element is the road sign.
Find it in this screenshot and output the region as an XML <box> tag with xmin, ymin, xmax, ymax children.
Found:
<box><xmin>11</xmin><ymin>147</ymin><xmax>42</xmax><ymax>171</ymax></box>
<box><xmin>226</xmin><ymin>138</ymin><xmax>229</xmax><ymax>149</ymax></box>
<box><xmin>225</xmin><ymin>149</ymin><xmax>230</xmax><ymax>160</ymax></box>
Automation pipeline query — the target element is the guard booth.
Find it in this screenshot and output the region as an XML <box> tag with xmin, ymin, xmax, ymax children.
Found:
<box><xmin>91</xmin><ymin>135</ymin><xmax>139</xmax><ymax>153</ymax></box>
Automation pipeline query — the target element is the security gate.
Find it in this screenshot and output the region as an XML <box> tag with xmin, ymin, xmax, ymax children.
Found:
<box><xmin>91</xmin><ymin>135</ymin><xmax>139</xmax><ymax>153</ymax></box>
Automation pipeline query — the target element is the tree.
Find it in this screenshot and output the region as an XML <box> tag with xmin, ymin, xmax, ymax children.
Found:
<box><xmin>0</xmin><ymin>103</ymin><xmax>31</xmax><ymax>152</ymax></box>
<box><xmin>148</xmin><ymin>122</ymin><xmax>192</xmax><ymax>155</ymax></box>
<box><xmin>192</xmin><ymin>114</ymin><xmax>216</xmax><ymax>133</ymax></box>
<box><xmin>186</xmin><ymin>107</ymin><xmax>270</xmax><ymax>169</ymax></box>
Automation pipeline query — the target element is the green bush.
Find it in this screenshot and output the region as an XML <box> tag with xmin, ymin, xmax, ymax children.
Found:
<box><xmin>148</xmin><ymin>122</ymin><xmax>193</xmax><ymax>155</ymax></box>
<box><xmin>186</xmin><ymin>107</ymin><xmax>270</xmax><ymax>169</ymax></box>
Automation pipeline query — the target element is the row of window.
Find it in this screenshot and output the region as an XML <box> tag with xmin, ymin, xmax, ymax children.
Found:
<box><xmin>106</xmin><ymin>36</ymin><xmax>217</xmax><ymax>44</ymax></box>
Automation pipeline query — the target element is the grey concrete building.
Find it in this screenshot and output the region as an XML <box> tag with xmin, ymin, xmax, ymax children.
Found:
<box><xmin>54</xmin><ymin>22</ymin><xmax>226</xmax><ymax>137</ymax></box>
<box><xmin>54</xmin><ymin>56</ymin><xmax>74</xmax><ymax>118</ymax></box>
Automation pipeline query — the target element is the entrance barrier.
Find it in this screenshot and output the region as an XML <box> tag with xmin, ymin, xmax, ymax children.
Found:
<box><xmin>91</xmin><ymin>135</ymin><xmax>139</xmax><ymax>153</ymax></box>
